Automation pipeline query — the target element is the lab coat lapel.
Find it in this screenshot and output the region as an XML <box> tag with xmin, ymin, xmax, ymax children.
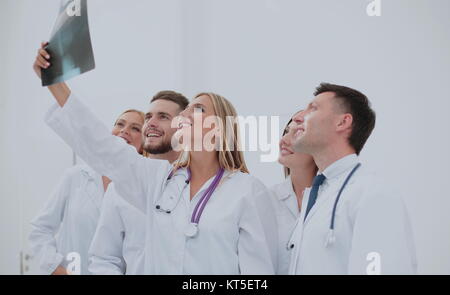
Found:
<box><xmin>303</xmin><ymin>155</ymin><xmax>360</xmax><ymax>226</ymax></box>
<box><xmin>303</xmin><ymin>167</ymin><xmax>360</xmax><ymax>226</ymax></box>
<box><xmin>277</xmin><ymin>178</ymin><xmax>298</xmax><ymax>218</ymax></box>
<box><xmin>303</xmin><ymin>186</ymin><xmax>336</xmax><ymax>226</ymax></box>
<box><xmin>160</xmin><ymin>169</ymin><xmax>188</xmax><ymax>209</ymax></box>
<box><xmin>81</xmin><ymin>166</ymin><xmax>103</xmax><ymax>212</ymax></box>
<box><xmin>283</xmin><ymin>197</ymin><xmax>298</xmax><ymax>219</ymax></box>
<box><xmin>186</xmin><ymin>172</ymin><xmax>217</xmax><ymax>204</ymax></box>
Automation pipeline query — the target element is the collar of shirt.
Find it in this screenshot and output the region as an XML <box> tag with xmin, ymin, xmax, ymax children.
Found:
<box><xmin>80</xmin><ymin>164</ymin><xmax>99</xmax><ymax>180</ymax></box>
<box><xmin>79</xmin><ymin>164</ymin><xmax>104</xmax><ymax>210</ymax></box>
<box><xmin>168</xmin><ymin>166</ymin><xmax>187</xmax><ymax>179</ymax></box>
<box><xmin>166</xmin><ymin>167</ymin><xmax>237</xmax><ymax>203</ymax></box>
<box><xmin>322</xmin><ymin>154</ymin><xmax>359</xmax><ymax>181</ymax></box>
<box><xmin>168</xmin><ymin>167</ymin><xmax>236</xmax><ymax>183</ymax></box>
<box><xmin>301</xmin><ymin>154</ymin><xmax>359</xmax><ymax>217</ymax></box>
<box><xmin>277</xmin><ymin>177</ymin><xmax>296</xmax><ymax>201</ymax></box>
<box><xmin>317</xmin><ymin>153</ymin><xmax>359</xmax><ymax>194</ymax></box>
<box><xmin>280</xmin><ymin>177</ymin><xmax>301</xmax><ymax>217</ymax></box>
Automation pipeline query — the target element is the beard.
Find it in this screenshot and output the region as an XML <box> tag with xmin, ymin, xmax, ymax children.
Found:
<box><xmin>144</xmin><ymin>139</ymin><xmax>173</xmax><ymax>155</ymax></box>
<box><xmin>293</xmin><ymin>136</ymin><xmax>312</xmax><ymax>154</ymax></box>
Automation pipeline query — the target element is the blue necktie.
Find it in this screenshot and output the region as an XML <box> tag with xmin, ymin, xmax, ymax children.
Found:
<box><xmin>304</xmin><ymin>174</ymin><xmax>326</xmax><ymax>221</ymax></box>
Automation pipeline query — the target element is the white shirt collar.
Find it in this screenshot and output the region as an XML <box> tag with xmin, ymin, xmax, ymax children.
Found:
<box><xmin>168</xmin><ymin>166</ymin><xmax>237</xmax><ymax>184</ymax></box>
<box><xmin>321</xmin><ymin>153</ymin><xmax>359</xmax><ymax>180</ymax></box>
<box><xmin>277</xmin><ymin>177</ymin><xmax>296</xmax><ymax>201</ymax></box>
<box><xmin>80</xmin><ymin>164</ymin><xmax>99</xmax><ymax>180</ymax></box>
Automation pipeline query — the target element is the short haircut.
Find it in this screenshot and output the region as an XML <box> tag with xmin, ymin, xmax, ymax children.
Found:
<box><xmin>150</xmin><ymin>90</ymin><xmax>189</xmax><ymax>111</ymax></box>
<box><xmin>314</xmin><ymin>82</ymin><xmax>376</xmax><ymax>155</ymax></box>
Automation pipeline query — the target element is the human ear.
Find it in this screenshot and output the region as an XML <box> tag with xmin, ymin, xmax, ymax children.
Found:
<box><xmin>337</xmin><ymin>113</ymin><xmax>353</xmax><ymax>131</ymax></box>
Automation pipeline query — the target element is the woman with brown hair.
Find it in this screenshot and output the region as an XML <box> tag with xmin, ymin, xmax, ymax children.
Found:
<box><xmin>270</xmin><ymin>110</ymin><xmax>317</xmax><ymax>274</ymax></box>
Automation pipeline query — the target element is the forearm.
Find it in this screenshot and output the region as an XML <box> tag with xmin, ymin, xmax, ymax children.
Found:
<box><xmin>45</xmin><ymin>93</ymin><xmax>144</xmax><ymax>197</ymax></box>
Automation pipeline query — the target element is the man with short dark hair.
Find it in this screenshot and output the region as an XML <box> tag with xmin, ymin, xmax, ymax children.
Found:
<box><xmin>88</xmin><ymin>90</ymin><xmax>189</xmax><ymax>275</ymax></box>
<box><xmin>143</xmin><ymin>90</ymin><xmax>189</xmax><ymax>162</ymax></box>
<box><xmin>287</xmin><ymin>83</ymin><xmax>417</xmax><ymax>274</ymax></box>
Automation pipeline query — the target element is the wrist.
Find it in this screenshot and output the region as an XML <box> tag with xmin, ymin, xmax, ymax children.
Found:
<box><xmin>48</xmin><ymin>83</ymin><xmax>71</xmax><ymax>107</ymax></box>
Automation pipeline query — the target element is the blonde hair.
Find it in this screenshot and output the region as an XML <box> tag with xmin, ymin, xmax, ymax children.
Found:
<box><xmin>173</xmin><ymin>93</ymin><xmax>249</xmax><ymax>173</ymax></box>
<box><xmin>115</xmin><ymin>109</ymin><xmax>147</xmax><ymax>156</ymax></box>
<box><xmin>115</xmin><ymin>109</ymin><xmax>145</xmax><ymax>124</ymax></box>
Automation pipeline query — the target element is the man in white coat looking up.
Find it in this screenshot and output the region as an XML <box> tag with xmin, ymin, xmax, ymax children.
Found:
<box><xmin>88</xmin><ymin>91</ymin><xmax>189</xmax><ymax>275</ymax></box>
<box><xmin>288</xmin><ymin>83</ymin><xmax>417</xmax><ymax>275</ymax></box>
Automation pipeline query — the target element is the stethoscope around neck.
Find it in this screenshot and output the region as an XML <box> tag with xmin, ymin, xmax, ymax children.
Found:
<box><xmin>155</xmin><ymin>167</ymin><xmax>225</xmax><ymax>239</ymax></box>
<box><xmin>287</xmin><ymin>163</ymin><xmax>361</xmax><ymax>250</ymax></box>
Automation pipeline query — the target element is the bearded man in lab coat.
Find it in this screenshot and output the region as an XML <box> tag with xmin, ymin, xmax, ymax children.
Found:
<box><xmin>88</xmin><ymin>91</ymin><xmax>189</xmax><ymax>275</ymax></box>
<box><xmin>287</xmin><ymin>83</ymin><xmax>417</xmax><ymax>275</ymax></box>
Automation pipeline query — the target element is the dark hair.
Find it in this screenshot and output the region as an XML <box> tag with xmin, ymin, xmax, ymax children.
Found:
<box><xmin>314</xmin><ymin>83</ymin><xmax>376</xmax><ymax>155</ymax></box>
<box><xmin>150</xmin><ymin>90</ymin><xmax>189</xmax><ymax>111</ymax></box>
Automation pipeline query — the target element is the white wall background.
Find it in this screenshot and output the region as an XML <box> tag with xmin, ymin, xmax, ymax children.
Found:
<box><xmin>1</xmin><ymin>0</ymin><xmax>449</xmax><ymax>274</ymax></box>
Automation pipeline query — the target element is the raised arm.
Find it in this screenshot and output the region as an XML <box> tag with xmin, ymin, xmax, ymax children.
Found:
<box><xmin>33</xmin><ymin>43</ymin><xmax>171</xmax><ymax>210</ymax></box>
<box><xmin>33</xmin><ymin>42</ymin><xmax>71</xmax><ymax>107</ymax></box>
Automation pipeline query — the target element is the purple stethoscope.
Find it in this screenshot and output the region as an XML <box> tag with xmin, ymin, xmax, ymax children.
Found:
<box><xmin>155</xmin><ymin>167</ymin><xmax>225</xmax><ymax>238</ymax></box>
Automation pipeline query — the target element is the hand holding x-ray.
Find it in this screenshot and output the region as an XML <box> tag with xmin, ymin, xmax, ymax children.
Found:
<box><xmin>41</xmin><ymin>0</ymin><xmax>95</xmax><ymax>86</ymax></box>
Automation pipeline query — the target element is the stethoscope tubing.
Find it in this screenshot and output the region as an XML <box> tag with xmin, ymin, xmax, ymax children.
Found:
<box><xmin>156</xmin><ymin>167</ymin><xmax>225</xmax><ymax>231</ymax></box>
<box><xmin>329</xmin><ymin>163</ymin><xmax>361</xmax><ymax>230</ymax></box>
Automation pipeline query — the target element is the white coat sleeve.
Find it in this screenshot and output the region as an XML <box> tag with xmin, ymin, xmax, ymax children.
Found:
<box><xmin>237</xmin><ymin>181</ymin><xmax>277</xmax><ymax>275</ymax></box>
<box><xmin>348</xmin><ymin>187</ymin><xmax>418</xmax><ymax>275</ymax></box>
<box><xmin>44</xmin><ymin>93</ymin><xmax>171</xmax><ymax>211</ymax></box>
<box><xmin>29</xmin><ymin>168</ymin><xmax>73</xmax><ymax>274</ymax></box>
<box><xmin>88</xmin><ymin>185</ymin><xmax>126</xmax><ymax>275</ymax></box>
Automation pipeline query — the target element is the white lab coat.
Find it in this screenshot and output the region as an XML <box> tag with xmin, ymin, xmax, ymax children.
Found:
<box><xmin>269</xmin><ymin>178</ymin><xmax>300</xmax><ymax>274</ymax></box>
<box><xmin>29</xmin><ymin>165</ymin><xmax>104</xmax><ymax>275</ymax></box>
<box><xmin>288</xmin><ymin>154</ymin><xmax>418</xmax><ymax>275</ymax></box>
<box><xmin>45</xmin><ymin>93</ymin><xmax>277</xmax><ymax>275</ymax></box>
<box><xmin>88</xmin><ymin>183</ymin><xmax>146</xmax><ymax>275</ymax></box>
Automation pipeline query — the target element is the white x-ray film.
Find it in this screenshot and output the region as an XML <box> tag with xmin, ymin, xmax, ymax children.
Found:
<box><xmin>41</xmin><ymin>0</ymin><xmax>95</xmax><ymax>86</ymax></box>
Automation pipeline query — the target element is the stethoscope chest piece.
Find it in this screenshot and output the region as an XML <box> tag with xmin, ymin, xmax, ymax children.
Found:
<box><xmin>184</xmin><ymin>223</ymin><xmax>199</xmax><ymax>238</ymax></box>
<box><xmin>324</xmin><ymin>229</ymin><xmax>335</xmax><ymax>248</ymax></box>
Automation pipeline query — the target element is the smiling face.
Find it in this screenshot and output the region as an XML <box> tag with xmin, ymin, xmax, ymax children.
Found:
<box><xmin>292</xmin><ymin>92</ymin><xmax>345</xmax><ymax>154</ymax></box>
<box><xmin>143</xmin><ymin>99</ymin><xmax>183</xmax><ymax>154</ymax></box>
<box><xmin>112</xmin><ymin>111</ymin><xmax>144</xmax><ymax>153</ymax></box>
<box><xmin>176</xmin><ymin>94</ymin><xmax>218</xmax><ymax>151</ymax></box>
<box><xmin>171</xmin><ymin>92</ymin><xmax>249</xmax><ymax>173</ymax></box>
<box><xmin>278</xmin><ymin>113</ymin><xmax>316</xmax><ymax>171</ymax></box>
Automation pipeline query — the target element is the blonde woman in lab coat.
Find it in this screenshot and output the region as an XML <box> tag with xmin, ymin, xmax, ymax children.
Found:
<box><xmin>28</xmin><ymin>108</ymin><xmax>145</xmax><ymax>275</ymax></box>
<box><xmin>270</xmin><ymin>111</ymin><xmax>317</xmax><ymax>274</ymax></box>
<box><xmin>32</xmin><ymin>44</ymin><xmax>277</xmax><ymax>274</ymax></box>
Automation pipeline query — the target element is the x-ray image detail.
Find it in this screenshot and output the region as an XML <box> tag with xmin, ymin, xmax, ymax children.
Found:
<box><xmin>41</xmin><ymin>0</ymin><xmax>95</xmax><ymax>86</ymax></box>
